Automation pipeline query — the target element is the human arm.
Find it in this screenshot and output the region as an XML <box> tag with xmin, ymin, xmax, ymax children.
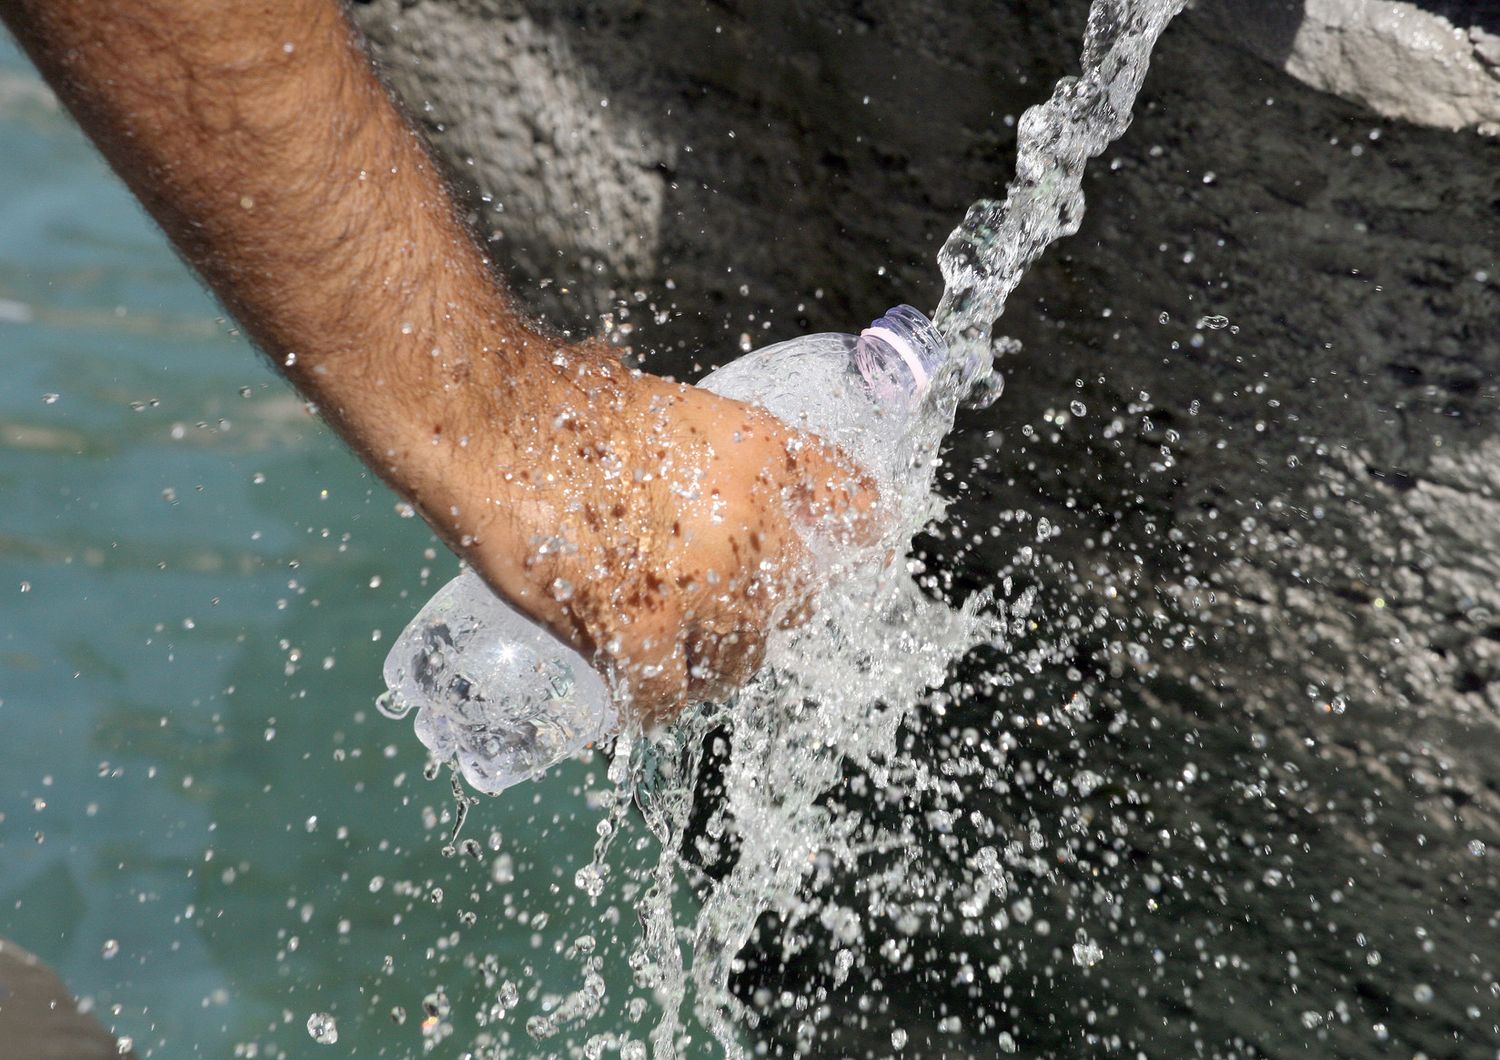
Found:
<box><xmin>0</xmin><ymin>0</ymin><xmax>872</xmax><ymax>718</ymax></box>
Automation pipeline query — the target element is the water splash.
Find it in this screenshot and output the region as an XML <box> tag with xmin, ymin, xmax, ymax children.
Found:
<box><xmin>595</xmin><ymin>3</ymin><xmax>1190</xmax><ymax>1056</ymax></box>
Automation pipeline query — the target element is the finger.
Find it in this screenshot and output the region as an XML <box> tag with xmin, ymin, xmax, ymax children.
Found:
<box><xmin>684</xmin><ymin>621</ymin><xmax>767</xmax><ymax>704</ymax></box>
<box><xmin>616</xmin><ymin>640</ymin><xmax>689</xmax><ymax>730</ymax></box>
<box><xmin>774</xmin><ymin>560</ymin><xmax>817</xmax><ymax>631</ymax></box>
<box><xmin>777</xmin><ymin>427</ymin><xmax>880</xmax><ymax>547</ymax></box>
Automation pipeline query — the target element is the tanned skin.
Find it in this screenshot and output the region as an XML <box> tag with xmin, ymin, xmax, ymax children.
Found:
<box><xmin>0</xmin><ymin>0</ymin><xmax>873</xmax><ymax>721</ymax></box>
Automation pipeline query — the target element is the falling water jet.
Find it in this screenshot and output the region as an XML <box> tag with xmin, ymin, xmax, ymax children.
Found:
<box><xmin>933</xmin><ymin>0</ymin><xmax>1189</xmax><ymax>407</ymax></box>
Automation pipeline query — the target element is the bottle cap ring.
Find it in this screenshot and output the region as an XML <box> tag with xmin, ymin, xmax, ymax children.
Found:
<box><xmin>859</xmin><ymin>325</ymin><xmax>930</xmax><ymax>391</ymax></box>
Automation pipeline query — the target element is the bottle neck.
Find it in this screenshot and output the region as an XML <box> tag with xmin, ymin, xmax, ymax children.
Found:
<box><xmin>859</xmin><ymin>323</ymin><xmax>932</xmax><ymax>391</ymax></box>
<box><xmin>853</xmin><ymin>305</ymin><xmax>947</xmax><ymax>407</ymax></box>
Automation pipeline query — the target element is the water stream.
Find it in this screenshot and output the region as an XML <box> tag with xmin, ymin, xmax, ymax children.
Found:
<box><xmin>527</xmin><ymin>2</ymin><xmax>1191</xmax><ymax>1056</ymax></box>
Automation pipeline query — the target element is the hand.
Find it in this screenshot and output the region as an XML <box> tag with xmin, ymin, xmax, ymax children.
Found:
<box><xmin>457</xmin><ymin>344</ymin><xmax>877</xmax><ymax>725</ymax></box>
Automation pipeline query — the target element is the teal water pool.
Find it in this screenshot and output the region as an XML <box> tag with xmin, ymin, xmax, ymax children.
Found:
<box><xmin>0</xmin><ymin>37</ymin><xmax>643</xmax><ymax>1058</ymax></box>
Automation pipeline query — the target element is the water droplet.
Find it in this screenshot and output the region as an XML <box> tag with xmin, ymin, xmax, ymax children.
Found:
<box><xmin>306</xmin><ymin>1012</ymin><xmax>338</xmax><ymax>1044</ymax></box>
<box><xmin>963</xmin><ymin>369</ymin><xmax>1005</xmax><ymax>410</ymax></box>
<box><xmin>1072</xmin><ymin>939</ymin><xmax>1103</xmax><ymax>968</ymax></box>
<box><xmin>375</xmin><ymin>691</ymin><xmax>412</xmax><ymax>720</ymax></box>
<box><xmin>1413</xmin><ymin>983</ymin><xmax>1434</xmax><ymax>1004</ymax></box>
<box><xmin>575</xmin><ymin>863</ymin><xmax>606</xmax><ymax>898</ymax></box>
<box><xmin>101</xmin><ymin>939</ymin><xmax>119</xmax><ymax>959</ymax></box>
<box><xmin>1069</xmin><ymin>399</ymin><xmax>1087</xmax><ymax>417</ymax></box>
<box><xmin>1198</xmin><ymin>314</ymin><xmax>1230</xmax><ymax>330</ymax></box>
<box><xmin>41</xmin><ymin>392</ymin><xmax>59</xmax><ymax>404</ymax></box>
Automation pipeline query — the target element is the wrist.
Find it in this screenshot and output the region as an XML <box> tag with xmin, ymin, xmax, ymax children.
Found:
<box><xmin>409</xmin><ymin>331</ymin><xmax>640</xmax><ymax>646</ymax></box>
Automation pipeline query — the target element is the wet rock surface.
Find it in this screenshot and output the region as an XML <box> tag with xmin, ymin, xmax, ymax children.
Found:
<box><xmin>353</xmin><ymin>0</ymin><xmax>1500</xmax><ymax>1054</ymax></box>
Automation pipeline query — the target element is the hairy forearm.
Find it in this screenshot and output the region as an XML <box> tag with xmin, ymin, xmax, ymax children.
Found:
<box><xmin>1</xmin><ymin>0</ymin><xmax>580</xmax><ymax>613</ymax></box>
<box><xmin>3</xmin><ymin>0</ymin><xmax>877</xmax><ymax>715</ymax></box>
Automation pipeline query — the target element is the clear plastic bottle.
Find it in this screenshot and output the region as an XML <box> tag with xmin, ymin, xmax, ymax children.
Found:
<box><xmin>380</xmin><ymin>305</ymin><xmax>950</xmax><ymax>794</ymax></box>
<box><xmin>379</xmin><ymin>571</ymin><xmax>616</xmax><ymax>794</ymax></box>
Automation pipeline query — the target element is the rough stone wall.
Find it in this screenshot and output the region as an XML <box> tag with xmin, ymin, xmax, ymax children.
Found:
<box><xmin>350</xmin><ymin>0</ymin><xmax>1500</xmax><ymax>1054</ymax></box>
<box><xmin>352</xmin><ymin>0</ymin><xmax>1092</xmax><ymax>342</ymax></box>
<box><xmin>1218</xmin><ymin>0</ymin><xmax>1500</xmax><ymax>133</ymax></box>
